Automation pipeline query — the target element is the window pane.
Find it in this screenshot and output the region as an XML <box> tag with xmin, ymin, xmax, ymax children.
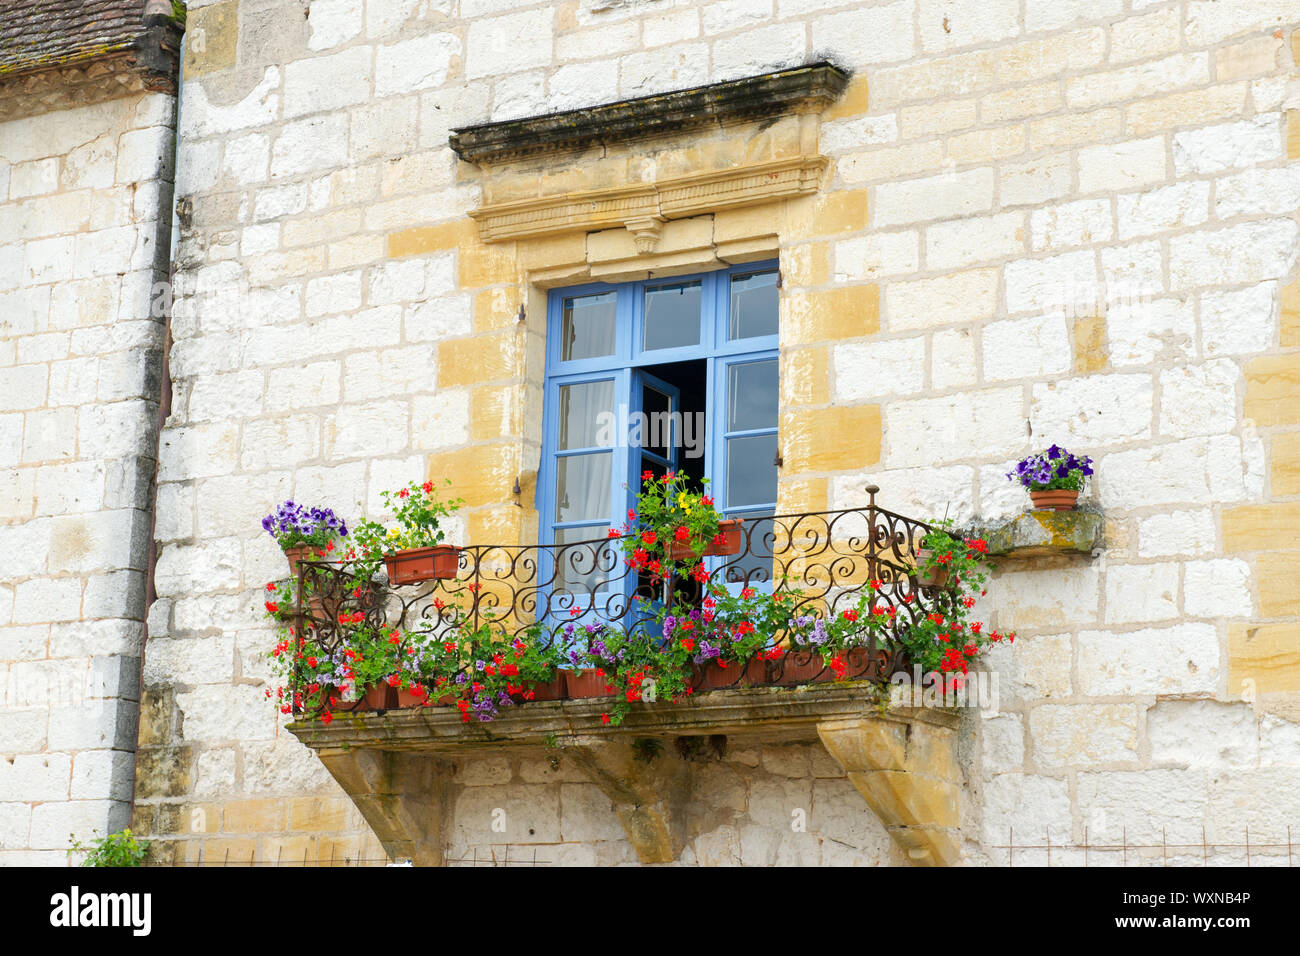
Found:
<box><xmin>643</xmin><ymin>280</ymin><xmax>702</xmax><ymax>351</ymax></box>
<box><xmin>558</xmin><ymin>380</ymin><xmax>614</xmax><ymax>450</ymax></box>
<box><xmin>555</xmin><ymin>452</ymin><xmax>611</xmax><ymax>522</ymax></box>
<box><xmin>726</xmin><ymin>434</ymin><xmax>777</xmax><ymax>507</ymax></box>
<box><xmin>727</xmin><ymin>359</ymin><xmax>778</xmax><ymax>432</ymax></box>
<box><xmin>553</xmin><ymin>525</ymin><xmax>613</xmax><ymax>593</ymax></box>
<box><xmin>640</xmin><ymin>384</ymin><xmax>673</xmax><ymax>460</ymax></box>
<box><xmin>562</xmin><ymin>292</ymin><xmax>617</xmax><ymax>361</ymax></box>
<box><xmin>729</xmin><ymin>270</ymin><xmax>779</xmax><ymax>340</ymax></box>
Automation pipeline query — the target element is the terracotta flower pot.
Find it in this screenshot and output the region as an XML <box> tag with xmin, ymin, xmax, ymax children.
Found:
<box><xmin>562</xmin><ymin>669</ymin><xmax>615</xmax><ymax>699</ymax></box>
<box><xmin>770</xmin><ymin>650</ymin><xmax>832</xmax><ymax>686</ymax></box>
<box><xmin>384</xmin><ymin>545</ymin><xmax>461</xmax><ymax>585</ymax></box>
<box><xmin>691</xmin><ymin>657</ymin><xmax>769</xmax><ymax>691</ymax></box>
<box><xmin>522</xmin><ymin>675</ymin><xmax>566</xmax><ymax>702</ymax></box>
<box><xmin>283</xmin><ymin>544</ymin><xmax>320</xmax><ymax>578</ymax></box>
<box><xmin>914</xmin><ymin>548</ymin><xmax>950</xmax><ymax>587</ymax></box>
<box><xmin>362</xmin><ymin>683</ymin><xmax>422</xmax><ymax>710</ymax></box>
<box><xmin>666</xmin><ymin>518</ymin><xmax>744</xmax><ymax>560</ymax></box>
<box><xmin>1029</xmin><ymin>489</ymin><xmax>1079</xmax><ymax>511</ymax></box>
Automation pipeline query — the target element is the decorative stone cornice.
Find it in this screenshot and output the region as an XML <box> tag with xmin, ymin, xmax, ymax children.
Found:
<box><xmin>469</xmin><ymin>154</ymin><xmax>828</xmax><ymax>244</ymax></box>
<box><xmin>450</xmin><ymin>62</ymin><xmax>850</xmax><ymax>165</ymax></box>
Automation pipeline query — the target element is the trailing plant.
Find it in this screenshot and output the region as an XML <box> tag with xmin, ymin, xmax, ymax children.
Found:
<box><xmin>68</xmin><ymin>828</ymin><xmax>150</xmax><ymax>867</ymax></box>
<box><xmin>353</xmin><ymin>479</ymin><xmax>463</xmax><ymax>556</ymax></box>
<box><xmin>1007</xmin><ymin>444</ymin><xmax>1094</xmax><ymax>492</ymax></box>
<box><xmin>612</xmin><ymin>471</ymin><xmax>726</xmax><ymax>577</ymax></box>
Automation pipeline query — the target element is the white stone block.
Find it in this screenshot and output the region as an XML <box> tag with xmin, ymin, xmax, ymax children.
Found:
<box><xmin>154</xmin><ymin>538</ymin><xmax>244</xmax><ymax>597</ymax></box>
<box><xmin>1031</xmin><ymin>198</ymin><xmax>1112</xmax><ymax>252</ymax></box>
<box><xmin>411</xmin><ymin>390</ymin><xmax>471</xmax><ymax>451</ymax></box>
<box><xmin>1117</xmin><ymin>180</ymin><xmax>1210</xmax><ymax>241</ymax></box>
<box><xmin>180</xmin><ymin>69</ymin><xmax>280</xmax><ymax>139</ymax></box>
<box><xmin>1030</xmin><ymin>373</ymin><xmax>1154</xmax><ymax>446</ymax></box>
<box><xmin>981</xmin><ymin>713</ymin><xmax>1025</xmax><ymax>775</ymax></box>
<box><xmin>1000</xmin><ymin>154</ymin><xmax>1072</xmax><ymax>207</ymax></box>
<box><xmin>1077</xmin><ymin>624</ymin><xmax>1219</xmax><ymax>695</ymax></box>
<box><xmin>982</xmin><ymin>314</ymin><xmax>1071</xmax><ymax>380</ymax></box>
<box><xmin>1100</xmin><ymin>435</ymin><xmax>1253</xmax><ymax>509</ymax></box>
<box><xmin>1158</xmin><ymin>360</ymin><xmax>1238</xmax><ymax>439</ymax></box>
<box><xmin>712</xmin><ymin>24</ymin><xmax>807</xmax><ymax>82</ymax></box>
<box><xmin>885</xmin><ymin>268</ymin><xmax>999</xmax><ymax>331</ymax></box>
<box><xmin>342</xmin><ymin>345</ymin><xmax>437</xmax><ymax>402</ymax></box>
<box><xmin>222</xmin><ymin>132</ymin><xmax>270</xmax><ymax>185</ymax></box>
<box><xmin>884</xmin><ymin>386</ymin><xmax>1025</xmax><ymax>468</ymax></box>
<box><xmin>283</xmin><ymin>47</ymin><xmax>373</xmax><ymax>118</ymax></box>
<box><xmin>0</xmin><ymin>752</ymin><xmax>72</xmax><ymax>802</ymax></box>
<box><xmin>196</xmin><ymin>473</ymin><xmax>293</xmax><ymax>539</ymax></box>
<box><xmin>1105</xmin><ymin>562</ymin><xmax>1180</xmax><ymax>625</ymax></box>
<box><xmin>931</xmin><ymin>328</ymin><xmax>977</xmax><ymax>390</ymax></box>
<box><xmin>115</xmin><ymin>126</ymin><xmax>174</xmax><ymax>184</ymax></box>
<box><xmin>157</xmin><ymin>422</ymin><xmax>239</xmax><ymax>482</ymax></box>
<box><xmin>809</xmin><ymin>1</ymin><xmax>915</xmax><ymax>66</ymax></box>
<box><xmin>819</xmin><ymin>114</ymin><xmax>898</xmax><ymax>154</ymax></box>
<box><xmin>925</xmin><ymin>212</ymin><xmax>1025</xmax><ymax>271</ymax></box>
<box><xmin>1106</xmin><ymin>295</ymin><xmax>1196</xmax><ymax>367</ymax></box>
<box><xmin>1077</xmin><ymin>136</ymin><xmax>1167</xmax><ymax>194</ymax></box>
<box><xmin>1030</xmin><ymin>703</ymin><xmax>1139</xmax><ymax>768</ymax></box>
<box><xmin>307</xmin><ymin>0</ymin><xmax>363</xmax><ymax>50</ymax></box>
<box><xmin>263</xmin><ymin>361</ymin><xmax>341</xmax><ymax>412</ymax></box>
<box><xmin>405</xmin><ymin>294</ymin><xmax>472</xmax><ymax>342</ymax></box>
<box><xmin>1137</xmin><ymin>509</ymin><xmax>1216</xmax><ymax>558</ymax></box>
<box><xmin>874</xmin><ymin>167</ymin><xmax>994</xmax><ymax>227</ymax></box>
<box><xmin>467</xmin><ymin>10</ymin><xmax>553</xmax><ymax>79</ymax></box>
<box><xmin>271</xmin><ymin>115</ymin><xmax>350</xmax><ymax>179</ymax></box>
<box><xmin>1200</xmin><ymin>282</ymin><xmax>1277</xmax><ymax>358</ymax></box>
<box><xmin>834</xmin><ymin>464</ymin><xmax>976</xmax><ymax>525</ymax></box>
<box><xmin>1183</xmin><ymin>558</ymin><xmax>1253</xmax><ymax>619</ymax></box>
<box><xmin>240</xmin><ymin>415</ymin><xmax>321</xmax><ymax>472</ymax></box>
<box><xmin>1169</xmin><ymin>219</ymin><xmax>1298</xmax><ymax>291</ymax></box>
<box><xmin>1004</xmin><ymin>249</ymin><xmax>1098</xmax><ymax>315</ymax></box>
<box><xmin>176</xmin><ymin>684</ymin><xmax>276</xmax><ymax>743</ymax></box>
<box><xmin>980</xmin><ymin>773</ymin><xmax>1072</xmax><ymax>847</ymax></box>
<box><xmin>325</xmin><ymin>401</ymin><xmax>410</xmax><ymax>459</ymax></box>
<box><xmin>832</xmin><ymin>336</ymin><xmax>926</xmax><ymax>400</ymax></box>
<box><xmin>989</xmin><ymin>566</ymin><xmax>1101</xmax><ymax>630</ymax></box>
<box><xmin>1173</xmin><ymin>114</ymin><xmax>1283</xmax><ymax>175</ymax></box>
<box><xmin>70</xmin><ymin>750</ymin><xmax>135</xmax><ymax>801</ymax></box>
<box><xmin>305</xmin><ymin>271</ymin><xmax>362</xmax><ymax>318</ymax></box>
<box><xmin>376</xmin><ymin>33</ymin><xmax>461</xmax><ymax>96</ymax></box>
<box><xmin>832</xmin><ymin>231</ymin><xmax>919</xmax><ymax>282</ymax></box>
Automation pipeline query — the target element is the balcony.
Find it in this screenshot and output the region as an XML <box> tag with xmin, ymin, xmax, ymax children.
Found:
<box><xmin>284</xmin><ymin>486</ymin><xmax>968</xmax><ymax>865</ymax></box>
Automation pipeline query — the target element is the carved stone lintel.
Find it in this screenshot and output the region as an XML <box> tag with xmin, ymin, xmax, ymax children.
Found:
<box><xmin>563</xmin><ymin>738</ymin><xmax>691</xmax><ymax>864</ymax></box>
<box><xmin>816</xmin><ymin>717</ymin><xmax>964</xmax><ymax>867</ymax></box>
<box><xmin>316</xmin><ymin>748</ymin><xmax>452</xmax><ymax>867</ymax></box>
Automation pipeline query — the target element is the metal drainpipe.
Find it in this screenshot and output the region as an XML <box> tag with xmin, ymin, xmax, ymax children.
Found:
<box><xmin>127</xmin><ymin>20</ymin><xmax>184</xmax><ymax>823</ymax></box>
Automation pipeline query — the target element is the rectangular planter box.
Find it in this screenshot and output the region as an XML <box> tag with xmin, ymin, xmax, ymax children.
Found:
<box><xmin>384</xmin><ymin>545</ymin><xmax>461</xmax><ymax>585</ymax></box>
<box><xmin>562</xmin><ymin>668</ymin><xmax>615</xmax><ymax>699</ymax></box>
<box><xmin>667</xmin><ymin>518</ymin><xmax>744</xmax><ymax>560</ymax></box>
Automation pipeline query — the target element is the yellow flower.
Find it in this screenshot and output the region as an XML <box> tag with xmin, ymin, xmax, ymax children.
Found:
<box><xmin>386</xmin><ymin>527</ymin><xmax>400</xmax><ymax>540</ymax></box>
<box><xmin>677</xmin><ymin>491</ymin><xmax>692</xmax><ymax>515</ymax></box>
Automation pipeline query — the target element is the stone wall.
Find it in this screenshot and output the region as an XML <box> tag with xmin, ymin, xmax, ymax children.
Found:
<box><xmin>0</xmin><ymin>91</ymin><xmax>176</xmax><ymax>863</ymax></box>
<box><xmin>129</xmin><ymin>0</ymin><xmax>1300</xmax><ymax>865</ymax></box>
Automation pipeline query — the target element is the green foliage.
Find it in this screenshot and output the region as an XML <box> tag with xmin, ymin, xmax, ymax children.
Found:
<box><xmin>616</xmin><ymin>471</ymin><xmax>725</xmax><ymax>576</ymax></box>
<box><xmin>69</xmin><ymin>829</ymin><xmax>149</xmax><ymax>867</ymax></box>
<box><xmin>354</xmin><ymin>479</ymin><xmax>463</xmax><ymax>555</ymax></box>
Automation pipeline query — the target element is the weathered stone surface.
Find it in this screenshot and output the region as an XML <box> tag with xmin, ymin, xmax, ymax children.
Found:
<box><xmin>979</xmin><ymin>510</ymin><xmax>1104</xmax><ymax>558</ymax></box>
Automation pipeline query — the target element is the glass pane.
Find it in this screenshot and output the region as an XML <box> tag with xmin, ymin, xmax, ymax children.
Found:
<box><xmin>555</xmin><ymin>452</ymin><xmax>611</xmax><ymax>523</ymax></box>
<box><xmin>562</xmin><ymin>292</ymin><xmax>617</xmax><ymax>361</ymax></box>
<box><xmin>640</xmin><ymin>385</ymin><xmax>673</xmax><ymax>460</ymax></box>
<box><xmin>730</xmin><ymin>270</ymin><xmax>779</xmax><ymax>340</ymax></box>
<box><xmin>727</xmin><ymin>359</ymin><xmax>778</xmax><ymax>432</ymax></box>
<box><xmin>643</xmin><ymin>280</ymin><xmax>702</xmax><ymax>351</ymax></box>
<box><xmin>721</xmin><ymin>511</ymin><xmax>777</xmax><ymax>591</ymax></box>
<box><xmin>553</xmin><ymin>526</ymin><xmax>613</xmax><ymax>594</ymax></box>
<box><xmin>558</xmin><ymin>380</ymin><xmax>614</xmax><ymax>450</ymax></box>
<box><xmin>727</xmin><ymin>434</ymin><xmax>777</xmax><ymax>507</ymax></box>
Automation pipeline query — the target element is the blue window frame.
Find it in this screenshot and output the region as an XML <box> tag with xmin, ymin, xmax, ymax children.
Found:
<box><xmin>538</xmin><ymin>261</ymin><xmax>780</xmax><ymax>613</ymax></box>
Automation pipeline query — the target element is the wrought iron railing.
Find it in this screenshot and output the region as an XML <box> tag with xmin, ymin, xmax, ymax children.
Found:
<box><xmin>291</xmin><ymin>486</ymin><xmax>947</xmax><ymax>708</ymax></box>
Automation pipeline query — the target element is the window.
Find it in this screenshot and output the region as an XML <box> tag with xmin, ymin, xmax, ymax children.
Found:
<box><xmin>539</xmin><ymin>262</ymin><xmax>780</xmax><ymax>604</ymax></box>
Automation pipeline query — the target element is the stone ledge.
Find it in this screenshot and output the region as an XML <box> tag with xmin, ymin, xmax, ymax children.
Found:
<box><xmin>287</xmin><ymin>683</ymin><xmax>958</xmax><ymax>754</ymax></box>
<box><xmin>449</xmin><ymin>61</ymin><xmax>849</xmax><ymax>164</ymax></box>
<box><xmin>978</xmin><ymin>509</ymin><xmax>1104</xmax><ymax>559</ymax></box>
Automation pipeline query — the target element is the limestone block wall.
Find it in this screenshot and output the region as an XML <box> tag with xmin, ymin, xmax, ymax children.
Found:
<box><xmin>0</xmin><ymin>91</ymin><xmax>176</xmax><ymax>863</ymax></box>
<box><xmin>136</xmin><ymin>0</ymin><xmax>1300</xmax><ymax>865</ymax></box>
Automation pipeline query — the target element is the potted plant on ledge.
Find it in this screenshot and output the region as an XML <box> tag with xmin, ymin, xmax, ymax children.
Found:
<box><xmin>355</xmin><ymin>479</ymin><xmax>465</xmax><ymax>585</ymax></box>
<box><xmin>616</xmin><ymin>471</ymin><xmax>742</xmax><ymax>571</ymax></box>
<box><xmin>1007</xmin><ymin>444</ymin><xmax>1095</xmax><ymax>511</ymax></box>
<box><xmin>260</xmin><ymin>500</ymin><xmax>349</xmax><ymax>576</ymax></box>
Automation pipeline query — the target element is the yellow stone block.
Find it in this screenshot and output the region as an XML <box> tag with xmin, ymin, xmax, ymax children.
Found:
<box><xmin>1244</xmin><ymin>353</ymin><xmax>1300</xmax><ymax>425</ymax></box>
<box><xmin>471</xmin><ymin>384</ymin><xmax>521</xmax><ymax>439</ymax></box>
<box><xmin>316</xmin><ymin>835</ymin><xmax>364</xmax><ymax>865</ymax></box>
<box><xmin>426</xmin><ymin>444</ymin><xmax>522</xmax><ymax>508</ymax></box>
<box><xmin>436</xmin><ymin>333</ymin><xmax>524</xmax><ymax>387</ymax></box>
<box><xmin>1281</xmin><ymin>280</ymin><xmax>1300</xmax><ymax>348</ymax></box>
<box><xmin>780</xmin><ymin>346</ymin><xmax>830</xmax><ymax>406</ymax></box>
<box><xmin>1125</xmin><ymin>83</ymin><xmax>1247</xmax><ymax>137</ymax></box>
<box><xmin>222</xmin><ymin>798</ymin><xmax>284</xmax><ymax>834</ymax></box>
<box><xmin>1289</xmin><ymin>110</ymin><xmax>1300</xmax><ymax>160</ymax></box>
<box><xmin>1257</xmin><ymin>553</ymin><xmax>1300</xmax><ymax>617</ymax></box>
<box><xmin>812</xmin><ymin>189</ymin><xmax>870</xmax><ymax>235</ymax></box>
<box><xmin>1272</xmin><ymin>431</ymin><xmax>1300</xmax><ymax>496</ymax></box>
<box><xmin>946</xmin><ymin>125</ymin><xmax>1026</xmax><ymax>165</ymax></box>
<box><xmin>846</xmin><ymin>771</ymin><xmax>960</xmax><ymax>829</ymax></box>
<box><xmin>781</xmin><ymin>404</ymin><xmax>881</xmax><ymax>474</ymax></box>
<box><xmin>288</xmin><ymin>796</ymin><xmax>351</xmax><ymax>832</ymax></box>
<box><xmin>467</xmin><ymin>505</ymin><xmax>526</xmax><ymax>546</ymax></box>
<box><xmin>262</xmin><ymin>836</ymin><xmax>317</xmax><ymax>865</ymax></box>
<box><xmin>1229</xmin><ymin>621</ymin><xmax>1300</xmax><ymax>694</ymax></box>
<box><xmin>387</xmin><ymin>220</ymin><xmax>476</xmax><ymax>259</ymax></box>
<box><xmin>776</xmin><ymin>476</ymin><xmax>829</xmax><ymax>514</ymax></box>
<box><xmin>183</xmin><ymin>838</ymin><xmax>258</xmax><ymax>865</ymax></box>
<box><xmin>517</xmin><ymin>233</ymin><xmax>588</xmax><ymax>272</ymax></box>
<box><xmin>473</xmin><ymin>287</ymin><xmax>520</xmax><ymax>333</ymax></box>
<box><xmin>783</xmin><ymin>285</ymin><xmax>880</xmax><ymax>345</ymax></box>
<box><xmin>824</xmin><ymin>76</ymin><xmax>869</xmax><ymax>121</ymax></box>
<box><xmin>1073</xmin><ymin>315</ymin><xmax>1109</xmax><ymax>373</ymax></box>
<box><xmin>185</xmin><ymin>2</ymin><xmax>238</xmax><ymax>76</ymax></box>
<box><xmin>713</xmin><ymin>205</ymin><xmax>782</xmax><ymax>245</ymax></box>
<box><xmin>1222</xmin><ymin>502</ymin><xmax>1300</xmax><ymax>552</ymax></box>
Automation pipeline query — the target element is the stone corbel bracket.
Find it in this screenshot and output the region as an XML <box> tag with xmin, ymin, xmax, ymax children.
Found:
<box><xmin>291</xmin><ymin>686</ymin><xmax>964</xmax><ymax>866</ymax></box>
